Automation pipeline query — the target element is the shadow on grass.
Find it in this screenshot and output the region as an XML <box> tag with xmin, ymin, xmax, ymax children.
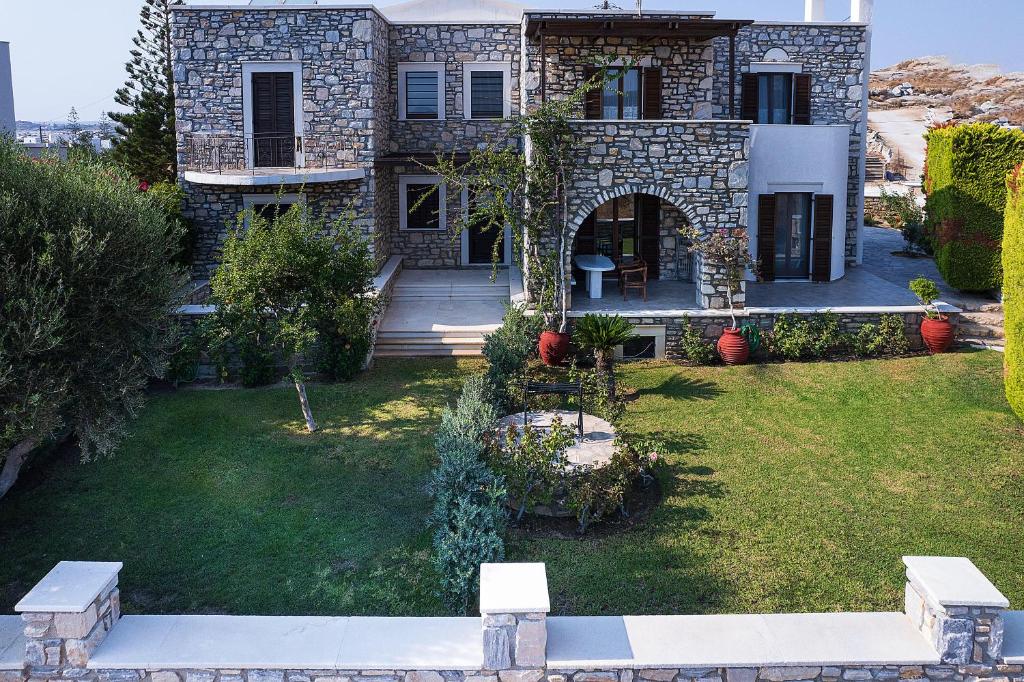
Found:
<box><xmin>636</xmin><ymin>374</ymin><xmax>722</xmax><ymax>401</ymax></box>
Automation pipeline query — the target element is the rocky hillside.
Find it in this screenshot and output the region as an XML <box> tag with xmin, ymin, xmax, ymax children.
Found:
<box><xmin>870</xmin><ymin>56</ymin><xmax>1024</xmax><ymax>127</ymax></box>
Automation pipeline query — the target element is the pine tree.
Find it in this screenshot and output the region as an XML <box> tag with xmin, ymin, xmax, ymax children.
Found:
<box><xmin>67</xmin><ymin>107</ymin><xmax>82</xmax><ymax>139</ymax></box>
<box><xmin>109</xmin><ymin>0</ymin><xmax>182</xmax><ymax>183</ymax></box>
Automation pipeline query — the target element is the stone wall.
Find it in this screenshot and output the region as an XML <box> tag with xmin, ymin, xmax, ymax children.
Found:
<box><xmin>712</xmin><ymin>23</ymin><xmax>868</xmax><ymax>263</ymax></box>
<box><xmin>386</xmin><ymin>23</ymin><xmax>520</xmax><ymax>154</ymax></box>
<box><xmin>379</xmin><ymin>163</ymin><xmax>463</xmax><ymax>268</ymax></box>
<box><xmin>4</xmin><ymin>559</ymin><xmax>1021</xmax><ymax>682</ymax></box>
<box><xmin>558</xmin><ymin>121</ymin><xmax>750</xmax><ymax>308</ymax></box>
<box><xmin>171</xmin><ymin>7</ymin><xmax>388</xmax><ymax>274</ymax></box>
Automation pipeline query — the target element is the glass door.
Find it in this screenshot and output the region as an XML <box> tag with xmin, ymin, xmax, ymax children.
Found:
<box><xmin>773</xmin><ymin>193</ymin><xmax>811</xmax><ymax>279</ymax></box>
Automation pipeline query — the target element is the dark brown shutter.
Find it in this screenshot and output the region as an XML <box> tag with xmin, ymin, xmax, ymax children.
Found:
<box><xmin>583</xmin><ymin>67</ymin><xmax>602</xmax><ymax>120</ymax></box>
<box><xmin>812</xmin><ymin>194</ymin><xmax>833</xmax><ymax>282</ymax></box>
<box><xmin>793</xmin><ymin>73</ymin><xmax>812</xmax><ymax>125</ymax></box>
<box><xmin>741</xmin><ymin>73</ymin><xmax>759</xmax><ymax>121</ymax></box>
<box><xmin>642</xmin><ymin>67</ymin><xmax>662</xmax><ymax>120</ymax></box>
<box><xmin>252</xmin><ymin>72</ymin><xmax>294</xmax><ymax>167</ymax></box>
<box><xmin>757</xmin><ymin>194</ymin><xmax>777</xmax><ymax>282</ymax></box>
<box><xmin>638</xmin><ymin>194</ymin><xmax>660</xmax><ymax>279</ymax></box>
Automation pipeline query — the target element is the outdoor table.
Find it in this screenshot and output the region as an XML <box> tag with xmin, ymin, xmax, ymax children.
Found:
<box><xmin>574</xmin><ymin>254</ymin><xmax>616</xmax><ymax>299</ymax></box>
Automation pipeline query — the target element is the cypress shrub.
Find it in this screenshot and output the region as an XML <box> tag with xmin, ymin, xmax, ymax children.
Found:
<box><xmin>924</xmin><ymin>123</ymin><xmax>1024</xmax><ymax>292</ymax></box>
<box><xmin>1005</xmin><ymin>165</ymin><xmax>1024</xmax><ymax>420</ymax></box>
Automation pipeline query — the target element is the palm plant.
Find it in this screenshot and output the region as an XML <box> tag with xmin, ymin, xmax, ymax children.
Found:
<box><xmin>573</xmin><ymin>314</ymin><xmax>635</xmax><ymax>401</ymax></box>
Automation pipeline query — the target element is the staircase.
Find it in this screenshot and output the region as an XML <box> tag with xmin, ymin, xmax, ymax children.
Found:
<box><xmin>865</xmin><ymin>155</ymin><xmax>887</xmax><ymax>182</ymax></box>
<box><xmin>374</xmin><ymin>270</ymin><xmax>509</xmax><ymax>357</ymax></box>
<box><xmin>957</xmin><ymin>303</ymin><xmax>1005</xmax><ymax>350</ymax></box>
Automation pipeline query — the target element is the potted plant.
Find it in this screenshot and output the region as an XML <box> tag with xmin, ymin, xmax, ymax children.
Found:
<box><xmin>910</xmin><ymin>276</ymin><xmax>954</xmax><ymax>353</ymax></box>
<box><xmin>573</xmin><ymin>313</ymin><xmax>635</xmax><ymax>400</ymax></box>
<box><xmin>680</xmin><ymin>225</ymin><xmax>758</xmax><ymax>365</ymax></box>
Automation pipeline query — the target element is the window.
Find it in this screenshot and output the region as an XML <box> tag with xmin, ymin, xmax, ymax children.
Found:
<box><xmin>757</xmin><ymin>73</ymin><xmax>793</xmax><ymax>124</ymax></box>
<box><xmin>399</xmin><ymin>175</ymin><xmax>446</xmax><ymax>230</ymax></box>
<box><xmin>243</xmin><ymin>193</ymin><xmax>305</xmax><ymax>226</ymax></box>
<box><xmin>398</xmin><ymin>63</ymin><xmax>444</xmax><ymax>120</ymax></box>
<box><xmin>601</xmin><ymin>68</ymin><xmax>641</xmax><ymax>120</ymax></box>
<box><xmin>463</xmin><ymin>63</ymin><xmax>512</xmax><ymax>120</ymax></box>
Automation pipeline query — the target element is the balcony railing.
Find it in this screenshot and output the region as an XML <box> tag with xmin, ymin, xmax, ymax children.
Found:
<box><xmin>182</xmin><ymin>133</ymin><xmax>345</xmax><ymax>175</ymax></box>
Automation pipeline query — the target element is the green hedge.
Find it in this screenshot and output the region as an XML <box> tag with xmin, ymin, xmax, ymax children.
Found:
<box><xmin>924</xmin><ymin>123</ymin><xmax>1024</xmax><ymax>291</ymax></box>
<box><xmin>1005</xmin><ymin>165</ymin><xmax>1024</xmax><ymax>421</ymax></box>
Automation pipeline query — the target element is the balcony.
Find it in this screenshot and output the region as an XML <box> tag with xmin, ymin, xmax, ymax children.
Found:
<box><xmin>180</xmin><ymin>133</ymin><xmax>365</xmax><ymax>187</ymax></box>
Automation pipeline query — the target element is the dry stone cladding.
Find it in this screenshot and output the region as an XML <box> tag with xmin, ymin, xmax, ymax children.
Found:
<box><xmin>379</xmin><ymin>163</ymin><xmax>462</xmax><ymax>268</ymax></box>
<box><xmin>712</xmin><ymin>24</ymin><xmax>868</xmax><ymax>261</ymax></box>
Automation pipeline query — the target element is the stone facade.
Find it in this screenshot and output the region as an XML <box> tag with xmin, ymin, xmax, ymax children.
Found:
<box><xmin>171</xmin><ymin>5</ymin><xmax>869</xmax><ymax>306</ymax></box>
<box><xmin>712</xmin><ymin>24</ymin><xmax>868</xmax><ymax>262</ymax></box>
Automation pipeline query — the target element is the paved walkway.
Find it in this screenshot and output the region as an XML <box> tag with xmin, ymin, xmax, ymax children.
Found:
<box><xmin>860</xmin><ymin>226</ymin><xmax>996</xmax><ymax>310</ymax></box>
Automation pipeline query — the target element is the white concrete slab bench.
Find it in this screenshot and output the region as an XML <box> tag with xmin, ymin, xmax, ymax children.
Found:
<box><xmin>546</xmin><ymin>612</ymin><xmax>942</xmax><ymax>669</ymax></box>
<box><xmin>87</xmin><ymin>615</ymin><xmax>483</xmax><ymax>671</ymax></box>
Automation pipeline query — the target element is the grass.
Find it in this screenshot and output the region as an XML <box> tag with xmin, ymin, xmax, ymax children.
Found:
<box><xmin>1</xmin><ymin>351</ymin><xmax>1022</xmax><ymax>616</ymax></box>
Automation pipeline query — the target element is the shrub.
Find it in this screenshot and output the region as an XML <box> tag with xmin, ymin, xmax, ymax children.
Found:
<box><xmin>679</xmin><ymin>322</ymin><xmax>717</xmax><ymax>365</ymax></box>
<box><xmin>428</xmin><ymin>376</ymin><xmax>506</xmax><ymax>614</ymax></box>
<box><xmin>493</xmin><ymin>417</ymin><xmax>574</xmax><ymax>520</ymax></box>
<box><xmin>1005</xmin><ymin>165</ymin><xmax>1024</xmax><ymax>420</ymax></box>
<box><xmin>767</xmin><ymin>313</ymin><xmax>846</xmax><ymax>361</ymax></box>
<box><xmin>482</xmin><ymin>304</ymin><xmax>544</xmax><ymax>413</ymax></box>
<box><xmin>146</xmin><ymin>181</ymin><xmax>195</xmax><ymax>265</ymax></box>
<box><xmin>924</xmin><ymin>123</ymin><xmax>1024</xmax><ymax>291</ymax></box>
<box><xmin>566</xmin><ymin>361</ymin><xmax>624</xmax><ymax>424</ymax></box>
<box><xmin>565</xmin><ymin>436</ymin><xmax>664</xmax><ymax>533</ymax></box>
<box><xmin>878</xmin><ymin>187</ymin><xmax>930</xmax><ymax>254</ymax></box>
<box><xmin>572</xmin><ymin>314</ymin><xmax>635</xmax><ymax>400</ymax></box>
<box><xmin>0</xmin><ymin>139</ymin><xmax>186</xmax><ymax>498</ymax></box>
<box><xmin>851</xmin><ymin>315</ymin><xmax>909</xmax><ymax>357</ymax></box>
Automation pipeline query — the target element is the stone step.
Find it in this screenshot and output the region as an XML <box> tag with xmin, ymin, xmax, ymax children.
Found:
<box><xmin>392</xmin><ymin>286</ymin><xmax>510</xmax><ymax>299</ymax></box>
<box><xmin>958</xmin><ymin>337</ymin><xmax>1006</xmax><ymax>352</ymax></box>
<box><xmin>376</xmin><ymin>337</ymin><xmax>487</xmax><ymax>347</ymax></box>
<box><xmin>374</xmin><ymin>346</ymin><xmax>484</xmax><ymax>357</ymax></box>
<box><xmin>958</xmin><ymin>324</ymin><xmax>1005</xmax><ymax>340</ymax></box>
<box><xmin>377</xmin><ymin>331</ymin><xmax>489</xmax><ymax>342</ymax></box>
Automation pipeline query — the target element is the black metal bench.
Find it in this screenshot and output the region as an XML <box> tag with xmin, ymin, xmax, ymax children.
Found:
<box><xmin>522</xmin><ymin>380</ymin><xmax>584</xmax><ymax>440</ymax></box>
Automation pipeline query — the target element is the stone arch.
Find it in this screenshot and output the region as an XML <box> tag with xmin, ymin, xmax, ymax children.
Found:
<box><xmin>564</xmin><ymin>182</ymin><xmax>703</xmax><ymax>248</ymax></box>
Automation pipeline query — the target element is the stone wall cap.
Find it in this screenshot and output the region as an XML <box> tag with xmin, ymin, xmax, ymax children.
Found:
<box><xmin>903</xmin><ymin>556</ymin><xmax>1010</xmax><ymax>609</ymax></box>
<box><xmin>479</xmin><ymin>562</ymin><xmax>550</xmax><ymax>614</ymax></box>
<box><xmin>87</xmin><ymin>615</ymin><xmax>484</xmax><ymax>670</ymax></box>
<box><xmin>0</xmin><ymin>616</ymin><xmax>24</xmax><ymax>670</ymax></box>
<box><xmin>546</xmin><ymin>612</ymin><xmax>941</xmax><ymax>668</ymax></box>
<box><xmin>1004</xmin><ymin>611</ymin><xmax>1024</xmax><ymax>663</ymax></box>
<box><xmin>15</xmin><ymin>561</ymin><xmax>122</xmax><ymax>613</ymax></box>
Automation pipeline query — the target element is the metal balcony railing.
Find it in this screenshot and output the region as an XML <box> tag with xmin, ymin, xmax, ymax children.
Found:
<box><xmin>182</xmin><ymin>133</ymin><xmax>344</xmax><ymax>175</ymax></box>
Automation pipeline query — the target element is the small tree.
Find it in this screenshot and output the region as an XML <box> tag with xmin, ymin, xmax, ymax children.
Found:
<box><xmin>109</xmin><ymin>0</ymin><xmax>182</xmax><ymax>183</ymax></box>
<box><xmin>0</xmin><ymin>138</ymin><xmax>186</xmax><ymax>499</ymax></box>
<box><xmin>909</xmin><ymin>276</ymin><xmax>943</xmax><ymax>319</ymax></box>
<box><xmin>680</xmin><ymin>225</ymin><xmax>757</xmax><ymax>329</ymax></box>
<box><xmin>209</xmin><ymin>201</ymin><xmax>378</xmax><ymax>432</ymax></box>
<box><xmin>572</xmin><ymin>314</ymin><xmax>635</xmax><ymax>400</ymax></box>
<box><xmin>879</xmin><ymin>187</ymin><xmax>929</xmax><ymax>254</ymax></box>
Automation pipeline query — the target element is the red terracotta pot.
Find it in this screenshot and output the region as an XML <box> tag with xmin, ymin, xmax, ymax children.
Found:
<box><xmin>539</xmin><ymin>330</ymin><xmax>571</xmax><ymax>366</ymax></box>
<box><xmin>921</xmin><ymin>315</ymin><xmax>954</xmax><ymax>354</ymax></box>
<box><xmin>717</xmin><ymin>327</ymin><xmax>750</xmax><ymax>365</ymax></box>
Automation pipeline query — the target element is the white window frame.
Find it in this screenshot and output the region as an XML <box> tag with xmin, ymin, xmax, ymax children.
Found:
<box><xmin>749</xmin><ymin>62</ymin><xmax>804</xmax><ymax>74</ymax></box>
<box><xmin>462</xmin><ymin>62</ymin><xmax>512</xmax><ymax>120</ymax></box>
<box><xmin>399</xmin><ymin>175</ymin><xmax>446</xmax><ymax>231</ymax></box>
<box><xmin>241</xmin><ymin>62</ymin><xmax>305</xmax><ymax>170</ymax></box>
<box><xmin>460</xmin><ymin>186</ymin><xmax>513</xmax><ymax>265</ymax></box>
<box><xmin>398</xmin><ymin>63</ymin><xmax>446</xmax><ymax>121</ymax></box>
<box><xmin>614</xmin><ymin>325</ymin><xmax>667</xmax><ymax>361</ymax></box>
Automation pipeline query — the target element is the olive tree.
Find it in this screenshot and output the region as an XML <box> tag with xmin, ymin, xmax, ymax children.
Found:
<box><xmin>209</xmin><ymin>201</ymin><xmax>378</xmax><ymax>432</ymax></box>
<box><xmin>0</xmin><ymin>140</ymin><xmax>187</xmax><ymax>499</ymax></box>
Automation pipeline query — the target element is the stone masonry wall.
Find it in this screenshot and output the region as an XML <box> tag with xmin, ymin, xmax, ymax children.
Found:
<box><xmin>387</xmin><ymin>23</ymin><xmax>521</xmax><ymax>154</ymax></box>
<box><xmin>559</xmin><ymin>121</ymin><xmax>750</xmax><ymax>308</ymax></box>
<box><xmin>380</xmin><ymin>163</ymin><xmax>462</xmax><ymax>268</ymax></box>
<box><xmin>171</xmin><ymin>7</ymin><xmax>388</xmax><ymax>274</ymax></box>
<box><xmin>712</xmin><ymin>24</ymin><xmax>868</xmax><ymax>263</ymax></box>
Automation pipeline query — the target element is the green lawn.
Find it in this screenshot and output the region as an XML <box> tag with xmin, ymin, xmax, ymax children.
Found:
<box><xmin>2</xmin><ymin>351</ymin><xmax>1022</xmax><ymax>616</ymax></box>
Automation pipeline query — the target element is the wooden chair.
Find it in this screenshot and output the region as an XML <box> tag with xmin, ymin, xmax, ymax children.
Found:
<box><xmin>619</xmin><ymin>260</ymin><xmax>648</xmax><ymax>302</ymax></box>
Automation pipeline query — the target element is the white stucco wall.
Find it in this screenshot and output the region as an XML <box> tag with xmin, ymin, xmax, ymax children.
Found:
<box><xmin>0</xmin><ymin>42</ymin><xmax>15</xmax><ymax>137</ymax></box>
<box><xmin>747</xmin><ymin>123</ymin><xmax>851</xmax><ymax>281</ymax></box>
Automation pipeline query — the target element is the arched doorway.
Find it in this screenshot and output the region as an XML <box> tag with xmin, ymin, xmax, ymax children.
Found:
<box><xmin>570</xmin><ymin>191</ymin><xmax>695</xmax><ymax>296</ymax></box>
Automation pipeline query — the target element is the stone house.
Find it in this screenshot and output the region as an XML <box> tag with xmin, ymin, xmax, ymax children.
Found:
<box><xmin>172</xmin><ymin>0</ymin><xmax>876</xmax><ymax>319</ymax></box>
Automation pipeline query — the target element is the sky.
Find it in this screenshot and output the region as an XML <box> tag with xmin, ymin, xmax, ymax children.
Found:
<box><xmin>3</xmin><ymin>0</ymin><xmax>1024</xmax><ymax>122</ymax></box>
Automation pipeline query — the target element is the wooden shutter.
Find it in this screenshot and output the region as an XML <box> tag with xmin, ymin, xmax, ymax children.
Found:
<box><xmin>741</xmin><ymin>73</ymin><xmax>759</xmax><ymax>121</ymax></box>
<box><xmin>757</xmin><ymin>194</ymin><xmax>777</xmax><ymax>282</ymax></box>
<box><xmin>638</xmin><ymin>194</ymin><xmax>660</xmax><ymax>279</ymax></box>
<box><xmin>793</xmin><ymin>73</ymin><xmax>812</xmax><ymax>125</ymax></box>
<box><xmin>642</xmin><ymin>67</ymin><xmax>662</xmax><ymax>120</ymax></box>
<box><xmin>812</xmin><ymin>194</ymin><xmax>833</xmax><ymax>282</ymax></box>
<box><xmin>583</xmin><ymin>67</ymin><xmax>602</xmax><ymax>120</ymax></box>
<box><xmin>252</xmin><ymin>72</ymin><xmax>294</xmax><ymax>167</ymax></box>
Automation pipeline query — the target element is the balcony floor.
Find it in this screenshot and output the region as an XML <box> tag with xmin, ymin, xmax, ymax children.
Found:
<box><xmin>182</xmin><ymin>166</ymin><xmax>365</xmax><ymax>186</ymax></box>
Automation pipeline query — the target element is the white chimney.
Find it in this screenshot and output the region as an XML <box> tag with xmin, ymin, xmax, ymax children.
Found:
<box><xmin>804</xmin><ymin>0</ymin><xmax>825</xmax><ymax>21</ymax></box>
<box><xmin>851</xmin><ymin>0</ymin><xmax>874</xmax><ymax>23</ymax></box>
<box><xmin>0</xmin><ymin>42</ymin><xmax>15</xmax><ymax>137</ymax></box>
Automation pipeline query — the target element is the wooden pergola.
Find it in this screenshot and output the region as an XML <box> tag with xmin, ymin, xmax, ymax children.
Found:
<box><xmin>524</xmin><ymin>16</ymin><xmax>755</xmax><ymax>119</ymax></box>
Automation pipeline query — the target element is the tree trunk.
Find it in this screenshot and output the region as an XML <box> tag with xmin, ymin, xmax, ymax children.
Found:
<box><xmin>596</xmin><ymin>350</ymin><xmax>616</xmax><ymax>401</ymax></box>
<box><xmin>0</xmin><ymin>437</ymin><xmax>38</xmax><ymax>500</ymax></box>
<box><xmin>293</xmin><ymin>377</ymin><xmax>318</xmax><ymax>433</ymax></box>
